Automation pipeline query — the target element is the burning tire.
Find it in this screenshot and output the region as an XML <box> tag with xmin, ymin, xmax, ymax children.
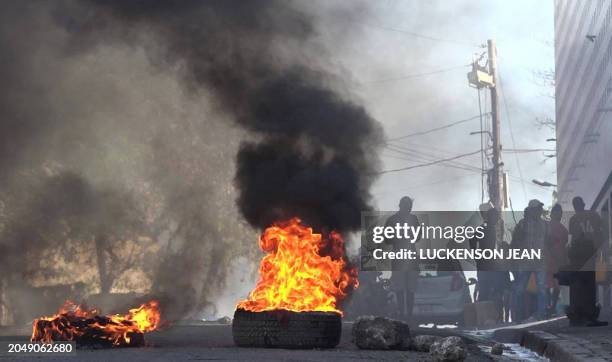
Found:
<box><xmin>31</xmin><ymin>300</ymin><xmax>161</xmax><ymax>348</ymax></box>
<box><xmin>232</xmin><ymin>308</ymin><xmax>342</xmax><ymax>349</ymax></box>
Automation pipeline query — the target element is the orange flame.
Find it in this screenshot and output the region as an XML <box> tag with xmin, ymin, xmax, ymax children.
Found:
<box><xmin>237</xmin><ymin>218</ymin><xmax>357</xmax><ymax>315</ymax></box>
<box><xmin>31</xmin><ymin>300</ymin><xmax>161</xmax><ymax>346</ymax></box>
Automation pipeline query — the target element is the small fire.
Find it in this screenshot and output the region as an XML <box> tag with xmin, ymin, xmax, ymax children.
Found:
<box><xmin>237</xmin><ymin>218</ymin><xmax>357</xmax><ymax>315</ymax></box>
<box><xmin>31</xmin><ymin>300</ymin><xmax>161</xmax><ymax>347</ymax></box>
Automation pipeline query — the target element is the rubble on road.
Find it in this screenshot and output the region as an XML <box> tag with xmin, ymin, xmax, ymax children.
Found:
<box><xmin>412</xmin><ymin>334</ymin><xmax>442</xmax><ymax>352</ymax></box>
<box><xmin>352</xmin><ymin>316</ymin><xmax>411</xmax><ymax>350</ymax></box>
<box><xmin>490</xmin><ymin>342</ymin><xmax>504</xmax><ymax>355</ymax></box>
<box><xmin>430</xmin><ymin>336</ymin><xmax>467</xmax><ymax>361</ymax></box>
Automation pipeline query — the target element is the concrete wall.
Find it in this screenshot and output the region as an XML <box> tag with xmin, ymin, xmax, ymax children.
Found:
<box><xmin>554</xmin><ymin>0</ymin><xmax>612</xmax><ymax>213</ymax></box>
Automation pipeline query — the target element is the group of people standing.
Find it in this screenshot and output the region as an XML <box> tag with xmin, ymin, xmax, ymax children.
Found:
<box><xmin>474</xmin><ymin>196</ymin><xmax>607</xmax><ymax>326</ymax></box>
<box><xmin>383</xmin><ymin>195</ymin><xmax>608</xmax><ymax>327</ymax></box>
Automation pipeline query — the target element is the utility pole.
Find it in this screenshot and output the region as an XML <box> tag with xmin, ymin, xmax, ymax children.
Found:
<box><xmin>487</xmin><ymin>39</ymin><xmax>503</xmax><ymax>211</ymax></box>
<box><xmin>467</xmin><ymin>39</ymin><xmax>504</xmax><ymax>210</ymax></box>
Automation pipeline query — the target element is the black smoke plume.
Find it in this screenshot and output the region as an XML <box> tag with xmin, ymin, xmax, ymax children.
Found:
<box><xmin>71</xmin><ymin>0</ymin><xmax>383</xmax><ymax>232</ymax></box>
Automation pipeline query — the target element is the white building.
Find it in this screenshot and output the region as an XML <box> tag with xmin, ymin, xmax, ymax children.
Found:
<box><xmin>554</xmin><ymin>0</ymin><xmax>612</xmax><ymax>231</ymax></box>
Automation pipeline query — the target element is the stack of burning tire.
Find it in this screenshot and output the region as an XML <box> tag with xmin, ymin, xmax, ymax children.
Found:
<box><xmin>232</xmin><ymin>218</ymin><xmax>356</xmax><ymax>349</ymax></box>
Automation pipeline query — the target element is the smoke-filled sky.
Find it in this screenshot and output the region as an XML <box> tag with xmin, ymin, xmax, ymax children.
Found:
<box><xmin>0</xmin><ymin>0</ymin><xmax>556</xmax><ymax>227</ymax></box>
<box><xmin>318</xmin><ymin>0</ymin><xmax>555</xmax><ymax>212</ymax></box>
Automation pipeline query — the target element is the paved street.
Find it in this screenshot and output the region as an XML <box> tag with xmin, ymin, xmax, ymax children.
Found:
<box><xmin>0</xmin><ymin>323</ymin><xmax>495</xmax><ymax>361</ymax></box>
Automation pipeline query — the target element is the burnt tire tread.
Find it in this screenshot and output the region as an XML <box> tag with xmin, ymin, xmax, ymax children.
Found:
<box><xmin>232</xmin><ymin>309</ymin><xmax>341</xmax><ymax>349</ymax></box>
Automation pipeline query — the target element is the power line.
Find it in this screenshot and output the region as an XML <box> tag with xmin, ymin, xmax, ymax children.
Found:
<box><xmin>506</xmin><ymin>175</ymin><xmax>549</xmax><ymax>191</ymax></box>
<box><xmin>497</xmin><ymin>71</ymin><xmax>527</xmax><ymax>200</ymax></box>
<box><xmin>364</xmin><ymin>64</ymin><xmax>470</xmax><ymax>84</ymax></box>
<box><xmin>377</xmin><ymin>150</ymin><xmax>482</xmax><ymax>175</ymax></box>
<box><xmin>387</xmin><ymin>114</ymin><xmax>486</xmax><ymax>141</ymax></box>
<box><xmin>381</xmin><ymin>154</ymin><xmax>479</xmax><ymax>173</ymax></box>
<box><xmin>359</xmin><ymin>22</ymin><xmax>479</xmax><ymax>47</ymax></box>
<box><xmin>373</xmin><ymin>173</ymin><xmax>480</xmax><ymax>197</ymax></box>
<box><xmin>382</xmin><ymin>148</ymin><xmax>481</xmax><ymax>173</ymax></box>
<box><xmin>372</xmin><ymin>169</ymin><xmax>541</xmax><ymax>197</ymax></box>
<box><xmin>384</xmin><ymin>143</ymin><xmax>482</xmax><ymax>172</ymax></box>
<box><xmin>503</xmin><ymin>148</ymin><xmax>556</xmax><ymax>153</ymax></box>
<box><xmin>402</xmin><ymin>139</ymin><xmax>492</xmax><ymax>160</ymax></box>
<box><xmin>396</xmin><ymin>140</ymin><xmax>469</xmax><ymax>156</ymax></box>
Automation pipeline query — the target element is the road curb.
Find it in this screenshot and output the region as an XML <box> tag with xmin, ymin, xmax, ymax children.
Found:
<box><xmin>521</xmin><ymin>330</ymin><xmax>608</xmax><ymax>362</ymax></box>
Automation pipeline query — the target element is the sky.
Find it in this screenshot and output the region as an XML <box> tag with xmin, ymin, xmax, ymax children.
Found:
<box><xmin>308</xmin><ymin>0</ymin><xmax>556</xmax><ymax>212</ymax></box>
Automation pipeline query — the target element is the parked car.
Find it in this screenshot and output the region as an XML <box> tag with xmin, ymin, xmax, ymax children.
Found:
<box><xmin>412</xmin><ymin>261</ymin><xmax>472</xmax><ymax>325</ymax></box>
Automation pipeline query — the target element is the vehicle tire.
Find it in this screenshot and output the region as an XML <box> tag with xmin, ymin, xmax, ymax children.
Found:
<box><xmin>232</xmin><ymin>308</ymin><xmax>342</xmax><ymax>349</ymax></box>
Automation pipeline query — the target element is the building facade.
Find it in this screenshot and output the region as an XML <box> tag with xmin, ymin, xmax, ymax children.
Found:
<box><xmin>554</xmin><ymin>0</ymin><xmax>612</xmax><ymax>237</ymax></box>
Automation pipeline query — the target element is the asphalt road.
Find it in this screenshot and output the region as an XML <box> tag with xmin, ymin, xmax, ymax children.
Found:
<box><xmin>0</xmin><ymin>323</ymin><xmax>493</xmax><ymax>361</ymax></box>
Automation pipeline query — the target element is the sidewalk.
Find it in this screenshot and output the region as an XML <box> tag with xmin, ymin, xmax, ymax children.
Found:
<box><xmin>494</xmin><ymin>316</ymin><xmax>612</xmax><ymax>361</ymax></box>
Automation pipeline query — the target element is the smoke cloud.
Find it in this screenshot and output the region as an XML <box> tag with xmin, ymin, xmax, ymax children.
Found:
<box><xmin>71</xmin><ymin>0</ymin><xmax>383</xmax><ymax>232</ymax></box>
<box><xmin>0</xmin><ymin>0</ymin><xmax>381</xmax><ymax>320</ymax></box>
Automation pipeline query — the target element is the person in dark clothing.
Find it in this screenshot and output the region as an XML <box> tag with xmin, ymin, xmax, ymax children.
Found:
<box><xmin>497</xmin><ymin>241</ymin><xmax>513</xmax><ymax>322</ymax></box>
<box><xmin>385</xmin><ymin>196</ymin><xmax>420</xmax><ymax>323</ymax></box>
<box><xmin>546</xmin><ymin>204</ymin><xmax>567</xmax><ymax>316</ymax></box>
<box><xmin>470</xmin><ymin>203</ymin><xmax>510</xmax><ymax>322</ymax></box>
<box><xmin>567</xmin><ymin>196</ymin><xmax>607</xmax><ymax>327</ymax></box>
<box><xmin>470</xmin><ymin>203</ymin><xmax>499</xmax><ymax>301</ymax></box>
<box><xmin>511</xmin><ymin>200</ymin><xmax>549</xmax><ymax>321</ymax></box>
